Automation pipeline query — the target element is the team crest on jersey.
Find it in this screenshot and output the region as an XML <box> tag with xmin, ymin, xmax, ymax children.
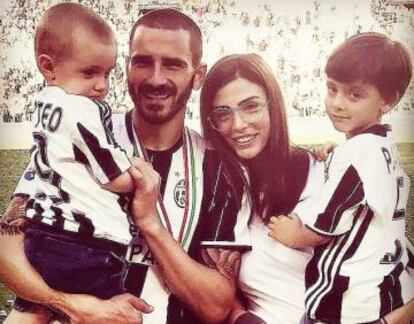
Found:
<box><xmin>174</xmin><ymin>179</ymin><xmax>186</xmax><ymax>208</ymax></box>
<box><xmin>24</xmin><ymin>169</ymin><xmax>35</xmax><ymax>181</ymax></box>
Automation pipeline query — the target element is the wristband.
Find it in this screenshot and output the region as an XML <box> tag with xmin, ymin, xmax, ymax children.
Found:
<box><xmin>234</xmin><ymin>312</ymin><xmax>267</xmax><ymax>324</ymax></box>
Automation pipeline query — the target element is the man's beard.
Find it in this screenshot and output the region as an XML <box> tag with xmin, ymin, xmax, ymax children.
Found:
<box><xmin>128</xmin><ymin>79</ymin><xmax>193</xmax><ymax>125</ymax></box>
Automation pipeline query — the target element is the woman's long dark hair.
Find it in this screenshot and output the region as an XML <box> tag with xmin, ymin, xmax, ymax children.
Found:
<box><xmin>200</xmin><ymin>53</ymin><xmax>305</xmax><ymax>222</ymax></box>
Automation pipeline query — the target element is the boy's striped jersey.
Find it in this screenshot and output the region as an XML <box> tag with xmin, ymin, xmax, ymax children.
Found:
<box><xmin>21</xmin><ymin>86</ymin><xmax>132</xmax><ymax>244</ymax></box>
<box><xmin>304</xmin><ymin>125</ymin><xmax>413</xmax><ymax>323</ymax></box>
<box><xmin>15</xmin><ymin>109</ymin><xmax>251</xmax><ymax>324</ymax></box>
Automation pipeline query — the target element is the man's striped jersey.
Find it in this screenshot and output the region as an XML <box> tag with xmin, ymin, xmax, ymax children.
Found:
<box><xmin>304</xmin><ymin>125</ymin><xmax>414</xmax><ymax>323</ymax></box>
<box><xmin>23</xmin><ymin>86</ymin><xmax>132</xmax><ymax>244</ymax></box>
<box><xmin>15</xmin><ymin>109</ymin><xmax>251</xmax><ymax>324</ymax></box>
<box><xmin>111</xmin><ymin>111</ymin><xmax>251</xmax><ymax>324</ymax></box>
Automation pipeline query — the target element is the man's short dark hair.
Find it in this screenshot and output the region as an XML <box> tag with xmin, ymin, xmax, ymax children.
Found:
<box><xmin>325</xmin><ymin>32</ymin><xmax>412</xmax><ymax>105</ymax></box>
<box><xmin>129</xmin><ymin>8</ymin><xmax>202</xmax><ymax>66</ymax></box>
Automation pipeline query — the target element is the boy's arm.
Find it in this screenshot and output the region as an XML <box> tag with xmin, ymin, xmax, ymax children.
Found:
<box><xmin>268</xmin><ymin>214</ymin><xmax>330</xmax><ymax>249</ymax></box>
<box><xmin>74</xmin><ymin>100</ymin><xmax>132</xmax><ymax>192</ymax></box>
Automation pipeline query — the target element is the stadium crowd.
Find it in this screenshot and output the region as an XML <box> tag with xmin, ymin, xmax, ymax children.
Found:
<box><xmin>1</xmin><ymin>0</ymin><xmax>413</xmax><ymax>123</ymax></box>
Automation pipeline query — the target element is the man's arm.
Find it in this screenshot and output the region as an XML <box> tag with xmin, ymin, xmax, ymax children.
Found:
<box><xmin>130</xmin><ymin>159</ymin><xmax>237</xmax><ymax>322</ymax></box>
<box><xmin>384</xmin><ymin>298</ymin><xmax>414</xmax><ymax>323</ymax></box>
<box><xmin>0</xmin><ymin>201</ymin><xmax>152</xmax><ymax>323</ymax></box>
<box><xmin>0</xmin><ymin>196</ymin><xmax>30</xmax><ymax>235</ymax></box>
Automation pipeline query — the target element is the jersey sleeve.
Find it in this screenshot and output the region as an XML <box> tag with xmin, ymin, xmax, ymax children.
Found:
<box><xmin>304</xmin><ymin>145</ymin><xmax>365</xmax><ymax>236</ymax></box>
<box><xmin>70</xmin><ymin>98</ymin><xmax>131</xmax><ymax>184</ymax></box>
<box><xmin>293</xmin><ymin>156</ymin><xmax>325</xmax><ymax>222</ymax></box>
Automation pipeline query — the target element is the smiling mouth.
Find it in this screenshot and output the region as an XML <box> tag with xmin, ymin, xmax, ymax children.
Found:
<box><xmin>233</xmin><ymin>135</ymin><xmax>257</xmax><ymax>145</ymax></box>
<box><xmin>331</xmin><ymin>114</ymin><xmax>349</xmax><ymax>120</ymax></box>
<box><xmin>144</xmin><ymin>92</ymin><xmax>171</xmax><ymax>101</ymax></box>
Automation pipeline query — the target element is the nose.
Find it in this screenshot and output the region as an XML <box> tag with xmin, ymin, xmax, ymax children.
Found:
<box><xmin>331</xmin><ymin>93</ymin><xmax>346</xmax><ymax>111</ymax></box>
<box><xmin>231</xmin><ymin>110</ymin><xmax>249</xmax><ymax>130</ymax></box>
<box><xmin>94</xmin><ymin>75</ymin><xmax>108</xmax><ymax>95</ymax></box>
<box><xmin>148</xmin><ymin>64</ymin><xmax>167</xmax><ymax>86</ymax></box>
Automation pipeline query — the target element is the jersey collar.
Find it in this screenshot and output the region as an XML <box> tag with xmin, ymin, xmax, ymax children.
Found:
<box><xmin>360</xmin><ymin>124</ymin><xmax>390</xmax><ymax>137</ymax></box>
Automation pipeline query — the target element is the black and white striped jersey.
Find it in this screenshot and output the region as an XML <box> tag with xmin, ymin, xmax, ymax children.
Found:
<box><xmin>111</xmin><ymin>111</ymin><xmax>251</xmax><ymax>324</ymax></box>
<box><xmin>15</xmin><ymin>109</ymin><xmax>251</xmax><ymax>324</ymax></box>
<box><xmin>24</xmin><ymin>86</ymin><xmax>132</xmax><ymax>244</ymax></box>
<box><xmin>304</xmin><ymin>125</ymin><xmax>413</xmax><ymax>323</ymax></box>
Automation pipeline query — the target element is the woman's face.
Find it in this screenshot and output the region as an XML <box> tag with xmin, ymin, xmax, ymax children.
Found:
<box><xmin>212</xmin><ymin>77</ymin><xmax>271</xmax><ymax>160</ymax></box>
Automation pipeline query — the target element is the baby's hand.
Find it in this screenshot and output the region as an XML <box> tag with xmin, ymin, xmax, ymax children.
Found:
<box><xmin>267</xmin><ymin>214</ymin><xmax>302</xmax><ymax>247</ymax></box>
<box><xmin>313</xmin><ymin>141</ymin><xmax>336</xmax><ymax>161</ymax></box>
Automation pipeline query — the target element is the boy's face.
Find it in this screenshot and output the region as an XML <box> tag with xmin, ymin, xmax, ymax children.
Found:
<box><xmin>325</xmin><ymin>78</ymin><xmax>388</xmax><ymax>138</ymax></box>
<box><xmin>52</xmin><ymin>28</ymin><xmax>116</xmax><ymax>101</ymax></box>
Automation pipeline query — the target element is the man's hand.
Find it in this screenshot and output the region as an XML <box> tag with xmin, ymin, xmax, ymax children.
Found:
<box><xmin>0</xmin><ymin>196</ymin><xmax>30</xmax><ymax>235</ymax></box>
<box><xmin>54</xmin><ymin>292</ymin><xmax>153</xmax><ymax>324</ymax></box>
<box><xmin>267</xmin><ymin>214</ymin><xmax>302</xmax><ymax>248</ymax></box>
<box><xmin>129</xmin><ymin>157</ymin><xmax>161</xmax><ymax>230</ymax></box>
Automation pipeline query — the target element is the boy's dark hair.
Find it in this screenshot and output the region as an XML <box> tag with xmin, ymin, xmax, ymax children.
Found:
<box><xmin>35</xmin><ymin>3</ymin><xmax>115</xmax><ymax>63</ymax></box>
<box><xmin>325</xmin><ymin>32</ymin><xmax>412</xmax><ymax>106</ymax></box>
<box><xmin>129</xmin><ymin>8</ymin><xmax>202</xmax><ymax>66</ymax></box>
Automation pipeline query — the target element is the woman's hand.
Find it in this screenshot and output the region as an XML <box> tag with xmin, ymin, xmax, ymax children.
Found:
<box><xmin>313</xmin><ymin>141</ymin><xmax>336</xmax><ymax>162</ymax></box>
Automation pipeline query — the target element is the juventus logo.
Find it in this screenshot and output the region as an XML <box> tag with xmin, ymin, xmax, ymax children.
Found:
<box><xmin>380</xmin><ymin>239</ymin><xmax>402</xmax><ymax>264</ymax></box>
<box><xmin>174</xmin><ymin>179</ymin><xmax>186</xmax><ymax>208</ymax></box>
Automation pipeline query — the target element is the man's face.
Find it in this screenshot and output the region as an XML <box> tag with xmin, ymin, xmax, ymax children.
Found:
<box><xmin>127</xmin><ymin>26</ymin><xmax>198</xmax><ymax>124</ymax></box>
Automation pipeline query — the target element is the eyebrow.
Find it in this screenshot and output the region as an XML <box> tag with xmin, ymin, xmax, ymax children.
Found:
<box><xmin>348</xmin><ymin>86</ymin><xmax>367</xmax><ymax>94</ymax></box>
<box><xmin>131</xmin><ymin>54</ymin><xmax>152</xmax><ymax>63</ymax></box>
<box><xmin>81</xmin><ymin>65</ymin><xmax>101</xmax><ymax>71</ymax></box>
<box><xmin>81</xmin><ymin>64</ymin><xmax>115</xmax><ymax>71</ymax></box>
<box><xmin>163</xmin><ymin>57</ymin><xmax>188</xmax><ymax>68</ymax></box>
<box><xmin>238</xmin><ymin>96</ymin><xmax>261</xmax><ymax>105</ymax></box>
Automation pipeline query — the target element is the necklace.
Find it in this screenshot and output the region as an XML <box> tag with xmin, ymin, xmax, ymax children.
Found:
<box><xmin>131</xmin><ymin>126</ymin><xmax>198</xmax><ymax>250</ymax></box>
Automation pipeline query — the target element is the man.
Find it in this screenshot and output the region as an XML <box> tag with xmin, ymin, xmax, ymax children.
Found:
<box><xmin>0</xmin><ymin>8</ymin><xmax>250</xmax><ymax>324</ymax></box>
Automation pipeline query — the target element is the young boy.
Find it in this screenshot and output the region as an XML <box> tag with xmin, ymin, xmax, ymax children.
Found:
<box><xmin>268</xmin><ymin>32</ymin><xmax>414</xmax><ymax>323</ymax></box>
<box><xmin>8</xmin><ymin>3</ymin><xmax>141</xmax><ymax>321</ymax></box>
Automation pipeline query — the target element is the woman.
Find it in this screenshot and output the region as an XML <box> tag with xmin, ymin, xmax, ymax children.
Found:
<box><xmin>199</xmin><ymin>53</ymin><xmax>414</xmax><ymax>323</ymax></box>
<box><xmin>200</xmin><ymin>53</ymin><xmax>324</xmax><ymax>323</ymax></box>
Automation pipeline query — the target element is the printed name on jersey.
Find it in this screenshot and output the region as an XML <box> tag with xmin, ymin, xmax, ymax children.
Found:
<box><xmin>393</xmin><ymin>176</ymin><xmax>406</xmax><ymax>220</ymax></box>
<box><xmin>381</xmin><ymin>145</ymin><xmax>403</xmax><ymax>174</ymax></box>
<box><xmin>34</xmin><ymin>100</ymin><xmax>63</xmax><ymax>133</ymax></box>
<box><xmin>130</xmin><ymin>235</ymin><xmax>155</xmax><ymax>265</ymax></box>
<box><xmin>380</xmin><ymin>239</ymin><xmax>403</xmax><ymax>264</ymax></box>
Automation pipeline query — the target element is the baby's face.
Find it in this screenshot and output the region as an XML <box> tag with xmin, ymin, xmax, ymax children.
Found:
<box><xmin>53</xmin><ymin>30</ymin><xmax>117</xmax><ymax>101</ymax></box>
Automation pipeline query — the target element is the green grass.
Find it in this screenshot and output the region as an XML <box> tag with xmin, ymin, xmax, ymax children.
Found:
<box><xmin>0</xmin><ymin>145</ymin><xmax>414</xmax><ymax>315</ymax></box>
